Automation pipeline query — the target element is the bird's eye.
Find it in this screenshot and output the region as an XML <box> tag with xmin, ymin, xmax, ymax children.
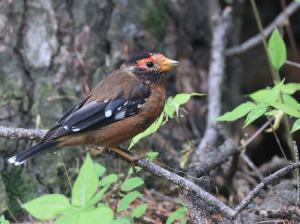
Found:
<box><xmin>146</xmin><ymin>61</ymin><xmax>154</xmax><ymax>68</ymax></box>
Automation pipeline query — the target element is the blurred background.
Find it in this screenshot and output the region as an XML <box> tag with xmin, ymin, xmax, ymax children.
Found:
<box><xmin>1</xmin><ymin>0</ymin><xmax>300</xmax><ymax>221</ymax></box>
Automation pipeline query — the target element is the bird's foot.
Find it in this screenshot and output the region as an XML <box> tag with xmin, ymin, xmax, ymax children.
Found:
<box><xmin>128</xmin><ymin>154</ymin><xmax>146</xmax><ymax>173</ymax></box>
<box><xmin>107</xmin><ymin>147</ymin><xmax>145</xmax><ymax>173</ymax></box>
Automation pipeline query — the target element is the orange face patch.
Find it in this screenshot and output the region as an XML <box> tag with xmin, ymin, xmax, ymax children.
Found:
<box><xmin>137</xmin><ymin>53</ymin><xmax>166</xmax><ymax>70</ymax></box>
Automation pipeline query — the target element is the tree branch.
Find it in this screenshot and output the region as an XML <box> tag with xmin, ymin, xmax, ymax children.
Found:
<box><xmin>260</xmin><ymin>207</ymin><xmax>300</xmax><ymax>221</ymax></box>
<box><xmin>234</xmin><ymin>162</ymin><xmax>300</xmax><ymax>215</ymax></box>
<box><xmin>196</xmin><ymin>6</ymin><xmax>232</xmax><ymax>158</ymax></box>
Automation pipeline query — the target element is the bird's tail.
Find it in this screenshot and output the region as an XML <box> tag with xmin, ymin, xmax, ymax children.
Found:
<box><xmin>8</xmin><ymin>141</ymin><xmax>59</xmax><ymax>166</ymax></box>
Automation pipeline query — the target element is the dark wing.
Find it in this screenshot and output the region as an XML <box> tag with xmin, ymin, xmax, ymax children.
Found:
<box><xmin>43</xmin><ymin>83</ymin><xmax>151</xmax><ymax>141</ymax></box>
<box><xmin>56</xmin><ymin>95</ymin><xmax>92</xmax><ymax>125</ymax></box>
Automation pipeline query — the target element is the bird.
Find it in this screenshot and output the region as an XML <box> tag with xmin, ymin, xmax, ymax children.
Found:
<box><xmin>8</xmin><ymin>52</ymin><xmax>179</xmax><ymax>167</ymax></box>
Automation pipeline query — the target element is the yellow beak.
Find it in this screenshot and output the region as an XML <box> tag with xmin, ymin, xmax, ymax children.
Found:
<box><xmin>160</xmin><ymin>58</ymin><xmax>180</xmax><ymax>72</ymax></box>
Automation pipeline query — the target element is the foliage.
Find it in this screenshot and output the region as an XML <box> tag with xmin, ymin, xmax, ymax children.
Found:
<box><xmin>166</xmin><ymin>206</ymin><xmax>188</xmax><ymax>224</ymax></box>
<box><xmin>213</xmin><ymin>29</ymin><xmax>300</xmax><ymax>133</ymax></box>
<box><xmin>0</xmin><ymin>215</ymin><xmax>9</xmax><ymax>224</ymax></box>
<box><xmin>21</xmin><ymin>152</ymin><xmax>154</xmax><ymax>223</ymax></box>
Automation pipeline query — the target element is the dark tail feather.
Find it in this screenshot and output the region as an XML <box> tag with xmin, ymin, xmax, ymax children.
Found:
<box><xmin>8</xmin><ymin>141</ymin><xmax>59</xmax><ymax>166</ymax></box>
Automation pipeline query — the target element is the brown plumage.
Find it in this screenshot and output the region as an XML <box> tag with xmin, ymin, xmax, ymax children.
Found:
<box><xmin>8</xmin><ymin>52</ymin><xmax>179</xmax><ymax>166</ymax></box>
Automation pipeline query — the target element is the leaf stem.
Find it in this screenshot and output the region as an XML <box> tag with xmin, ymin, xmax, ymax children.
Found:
<box><xmin>266</xmin><ymin>116</ymin><xmax>288</xmax><ymax>162</ymax></box>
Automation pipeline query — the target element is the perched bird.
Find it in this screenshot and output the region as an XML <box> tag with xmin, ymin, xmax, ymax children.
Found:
<box><xmin>8</xmin><ymin>52</ymin><xmax>179</xmax><ymax>166</ymax></box>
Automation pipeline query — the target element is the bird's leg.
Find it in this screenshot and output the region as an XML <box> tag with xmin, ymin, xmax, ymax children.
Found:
<box><xmin>107</xmin><ymin>147</ymin><xmax>145</xmax><ymax>172</ymax></box>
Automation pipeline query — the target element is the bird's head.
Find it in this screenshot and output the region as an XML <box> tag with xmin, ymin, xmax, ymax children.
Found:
<box><xmin>122</xmin><ymin>52</ymin><xmax>179</xmax><ymax>85</ymax></box>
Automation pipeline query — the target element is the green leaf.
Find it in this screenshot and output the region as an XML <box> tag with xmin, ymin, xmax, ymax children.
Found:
<box><xmin>164</xmin><ymin>99</ymin><xmax>177</xmax><ymax>119</ymax></box>
<box><xmin>132</xmin><ymin>204</ymin><xmax>148</xmax><ymax>218</ymax></box>
<box><xmin>0</xmin><ymin>215</ymin><xmax>9</xmax><ymax>224</ymax></box>
<box><xmin>243</xmin><ymin>104</ymin><xmax>268</xmax><ymax>128</ymax></box>
<box><xmin>99</xmin><ymin>174</ymin><xmax>118</xmax><ymax>187</ymax></box>
<box><xmin>267</xmin><ymin>101</ymin><xmax>300</xmax><ymax>118</ymax></box>
<box><xmin>78</xmin><ymin>206</ymin><xmax>114</xmax><ymax>224</ymax></box>
<box><xmin>54</xmin><ymin>213</ymin><xmax>78</xmax><ymax>224</ymax></box>
<box><xmin>247</xmin><ymin>89</ymin><xmax>270</xmax><ymax>103</ymax></box>
<box><xmin>265</xmin><ymin>79</ymin><xmax>285</xmax><ymax>102</ymax></box>
<box><xmin>85</xmin><ymin>185</ymin><xmax>110</xmax><ymax>208</ymax></box>
<box><xmin>265</xmin><ymin>110</ymin><xmax>279</xmax><ymax>116</ymax></box>
<box><xmin>282</xmin><ymin>83</ymin><xmax>300</xmax><ymax>95</ymax></box>
<box><xmin>166</xmin><ymin>210</ymin><xmax>179</xmax><ymax>224</ymax></box>
<box><xmin>111</xmin><ymin>219</ymin><xmax>131</xmax><ymax>224</ymax></box>
<box><xmin>166</xmin><ymin>207</ymin><xmax>187</xmax><ymax>224</ymax></box>
<box><xmin>268</xmin><ymin>29</ymin><xmax>287</xmax><ymax>70</ymax></box>
<box><xmin>283</xmin><ymin>94</ymin><xmax>300</xmax><ymax>111</ymax></box>
<box><xmin>146</xmin><ymin>152</ymin><xmax>159</xmax><ymax>161</ymax></box>
<box><xmin>117</xmin><ymin>191</ymin><xmax>143</xmax><ymax>212</ymax></box>
<box><xmin>58</xmin><ymin>205</ymin><xmax>83</xmax><ymax>215</ymax></box>
<box><xmin>72</xmin><ymin>153</ymin><xmax>98</xmax><ymax>207</ymax></box>
<box><xmin>212</xmin><ymin>102</ymin><xmax>256</xmax><ymax>121</ymax></box>
<box><xmin>172</xmin><ymin>93</ymin><xmax>205</xmax><ymax>105</ymax></box>
<box><xmin>128</xmin><ymin>113</ymin><xmax>164</xmax><ymax>149</ymax></box>
<box><xmin>22</xmin><ymin>194</ymin><xmax>70</xmax><ymax>220</ymax></box>
<box><xmin>122</xmin><ymin>177</ymin><xmax>144</xmax><ymax>191</ymax></box>
<box><xmin>291</xmin><ymin>119</ymin><xmax>300</xmax><ymax>133</ymax></box>
<box><xmin>94</xmin><ymin>163</ymin><xmax>106</xmax><ymax>177</ymax></box>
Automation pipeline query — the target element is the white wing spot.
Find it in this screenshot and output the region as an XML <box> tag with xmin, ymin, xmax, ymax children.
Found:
<box><xmin>105</xmin><ymin>110</ymin><xmax>112</xmax><ymax>117</ymax></box>
<box><xmin>63</xmin><ymin>125</ymin><xmax>69</xmax><ymax>130</ymax></box>
<box><xmin>15</xmin><ymin>160</ymin><xmax>26</xmax><ymax>166</ymax></box>
<box><xmin>104</xmin><ymin>100</ymin><xmax>108</xmax><ymax>103</ymax></box>
<box><xmin>115</xmin><ymin>110</ymin><xmax>126</xmax><ymax>120</ymax></box>
<box><xmin>8</xmin><ymin>156</ymin><xmax>17</xmax><ymax>163</ymax></box>
<box><xmin>137</xmin><ymin>104</ymin><xmax>142</xmax><ymax>108</ymax></box>
<box><xmin>72</xmin><ymin>127</ymin><xmax>80</xmax><ymax>132</ymax></box>
<box><xmin>145</xmin><ymin>98</ymin><xmax>147</xmax><ymax>101</ymax></box>
<box><xmin>124</xmin><ymin>101</ymin><xmax>128</xmax><ymax>106</ymax></box>
<box><xmin>117</xmin><ymin>106</ymin><xmax>121</xmax><ymax>110</ymax></box>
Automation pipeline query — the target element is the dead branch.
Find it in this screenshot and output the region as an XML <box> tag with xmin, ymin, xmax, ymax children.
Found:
<box><xmin>241</xmin><ymin>154</ymin><xmax>264</xmax><ymax>181</ymax></box>
<box><xmin>196</xmin><ymin>6</ymin><xmax>232</xmax><ymax>158</ymax></box>
<box><xmin>179</xmin><ymin>190</ymin><xmax>217</xmax><ymax>224</ymax></box>
<box><xmin>226</xmin><ymin>1</ymin><xmax>300</xmax><ymax>56</ymax></box>
<box><xmin>260</xmin><ymin>207</ymin><xmax>300</xmax><ymax>221</ymax></box>
<box><xmin>189</xmin><ymin>139</ymin><xmax>241</xmax><ymax>178</ymax></box>
<box><xmin>234</xmin><ymin>162</ymin><xmax>300</xmax><ymax>215</ymax></box>
<box><xmin>0</xmin><ymin>126</ymin><xmax>47</xmax><ymax>141</ymax></box>
<box><xmin>292</xmin><ymin>141</ymin><xmax>300</xmax><ymax>207</ymax></box>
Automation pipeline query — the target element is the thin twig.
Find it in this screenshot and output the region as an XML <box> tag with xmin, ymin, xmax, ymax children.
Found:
<box><xmin>285</xmin><ymin>60</ymin><xmax>300</xmax><ymax>69</ymax></box>
<box><xmin>245</xmin><ymin>116</ymin><xmax>275</xmax><ymax>146</ymax></box>
<box><xmin>226</xmin><ymin>1</ymin><xmax>300</xmax><ymax>56</ymax></box>
<box><xmin>280</xmin><ymin>0</ymin><xmax>300</xmax><ymax>63</ymax></box>
<box><xmin>234</xmin><ymin>162</ymin><xmax>300</xmax><ymax>215</ymax></box>
<box><xmin>241</xmin><ymin>154</ymin><xmax>264</xmax><ymax>181</ymax></box>
<box><xmin>260</xmin><ymin>207</ymin><xmax>300</xmax><ymax>221</ymax></box>
<box><xmin>293</xmin><ymin>141</ymin><xmax>300</xmax><ymax>208</ymax></box>
<box><xmin>266</xmin><ymin>116</ymin><xmax>288</xmax><ymax>162</ymax></box>
<box><xmin>58</xmin><ymin>150</ymin><xmax>73</xmax><ymax>192</ymax></box>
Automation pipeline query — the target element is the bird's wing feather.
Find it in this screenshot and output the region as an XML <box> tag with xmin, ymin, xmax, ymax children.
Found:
<box><xmin>43</xmin><ymin>82</ymin><xmax>151</xmax><ymax>141</ymax></box>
